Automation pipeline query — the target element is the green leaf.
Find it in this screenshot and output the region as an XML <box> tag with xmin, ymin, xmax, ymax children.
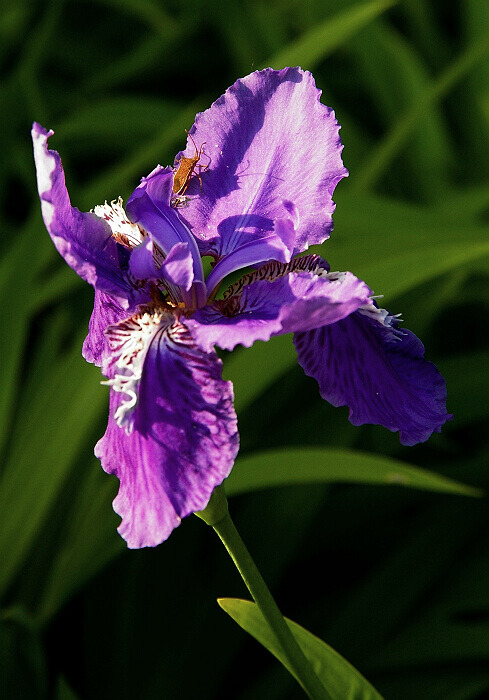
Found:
<box><xmin>218</xmin><ymin>598</ymin><xmax>384</xmax><ymax>700</ymax></box>
<box><xmin>53</xmin><ymin>96</ymin><xmax>183</xmax><ymax>148</ymax></box>
<box><xmin>15</xmin><ymin>0</ymin><xmax>64</xmax><ymax>123</ymax></box>
<box><xmin>0</xmin><ymin>330</ymin><xmax>107</xmax><ymax>598</ymax></box>
<box><xmin>0</xmin><ymin>608</ymin><xmax>47</xmax><ymax>700</ymax></box>
<box><xmin>348</xmin><ymin>239</ymin><xmax>489</xmax><ymax>301</ymax></box>
<box><xmin>263</xmin><ymin>0</ymin><xmax>396</xmax><ymax>71</ymax></box>
<box><xmin>96</xmin><ymin>0</ymin><xmax>178</xmax><ymax>40</ymax></box>
<box><xmin>81</xmin><ymin>35</ymin><xmax>165</xmax><ymax>94</ymax></box>
<box><xmin>327</xmin><ymin>191</ymin><xmax>489</xmax><ymax>301</ymax></box>
<box><xmin>212</xmin><ymin>1</ymin><xmax>268</xmax><ymax>71</ymax></box>
<box><xmin>0</xmin><ymin>215</ymin><xmax>59</xmax><ymax>455</ymax></box>
<box><xmin>344</xmin><ymin>19</ymin><xmax>452</xmax><ymax>199</ymax></box>
<box><xmin>36</xmin><ymin>467</ymin><xmax>123</xmax><ymax>625</ymax></box>
<box><xmin>353</xmin><ymin>28</ymin><xmax>489</xmax><ymax>191</ymax></box>
<box><xmin>437</xmin><ymin>180</ymin><xmax>489</xmax><ymax>222</ymax></box>
<box><xmin>0</xmin><ymin>2</ymin><xmax>30</xmax><ymax>61</ymax></box>
<box><xmin>55</xmin><ymin>676</ymin><xmax>81</xmax><ymax>700</ymax></box>
<box><xmin>27</xmin><ymin>266</ymin><xmax>82</xmax><ymax>314</ymax></box>
<box><xmin>226</xmin><ymin>447</ymin><xmax>480</xmax><ymax>497</ymax></box>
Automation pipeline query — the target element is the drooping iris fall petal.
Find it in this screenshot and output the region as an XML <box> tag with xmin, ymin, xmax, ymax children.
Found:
<box><xmin>96</xmin><ymin>314</ymin><xmax>238</xmax><ymax>548</ymax></box>
<box><xmin>187</xmin><ymin>258</ymin><xmax>372</xmax><ymax>352</ymax></box>
<box><xmin>294</xmin><ymin>304</ymin><xmax>452</xmax><ymax>445</ymax></box>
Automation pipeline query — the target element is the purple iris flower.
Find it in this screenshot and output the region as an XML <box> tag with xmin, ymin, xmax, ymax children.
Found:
<box><xmin>32</xmin><ymin>67</ymin><xmax>451</xmax><ymax>549</ymax></box>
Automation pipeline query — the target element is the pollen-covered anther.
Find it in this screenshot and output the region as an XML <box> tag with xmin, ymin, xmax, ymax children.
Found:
<box><xmin>102</xmin><ymin>308</ymin><xmax>170</xmax><ymax>432</ymax></box>
<box><xmin>92</xmin><ymin>196</ymin><xmax>144</xmax><ymax>248</ymax></box>
<box><xmin>165</xmin><ymin>299</ymin><xmax>186</xmax><ymax>312</ymax></box>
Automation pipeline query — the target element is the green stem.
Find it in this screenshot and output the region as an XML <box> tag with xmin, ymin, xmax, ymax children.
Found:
<box><xmin>196</xmin><ymin>487</ymin><xmax>331</xmax><ymax>700</ymax></box>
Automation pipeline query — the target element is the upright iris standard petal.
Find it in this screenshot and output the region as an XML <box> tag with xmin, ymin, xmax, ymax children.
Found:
<box><xmin>31</xmin><ymin>123</ymin><xmax>136</xmax><ymax>305</ymax></box>
<box><xmin>187</xmin><ymin>257</ymin><xmax>372</xmax><ymax>352</ymax></box>
<box><xmin>96</xmin><ymin>314</ymin><xmax>239</xmax><ymax>548</ymax></box>
<box><xmin>177</xmin><ymin>67</ymin><xmax>348</xmax><ymax>259</ymax></box>
<box><xmin>294</xmin><ymin>304</ymin><xmax>452</xmax><ymax>445</ymax></box>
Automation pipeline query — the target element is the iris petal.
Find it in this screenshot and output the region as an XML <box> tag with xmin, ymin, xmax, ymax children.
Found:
<box><xmin>95</xmin><ymin>315</ymin><xmax>238</xmax><ymax>548</ymax></box>
<box><xmin>82</xmin><ymin>290</ymin><xmax>139</xmax><ymax>371</ymax></box>
<box><xmin>187</xmin><ymin>257</ymin><xmax>371</xmax><ymax>352</ymax></box>
<box><xmin>126</xmin><ymin>166</ymin><xmax>205</xmax><ymax>287</ymax></box>
<box><xmin>129</xmin><ymin>238</ymin><xmax>158</xmax><ymax>280</ymax></box>
<box><xmin>31</xmin><ymin>123</ymin><xmax>138</xmax><ymax>306</ymax></box>
<box><xmin>294</xmin><ymin>304</ymin><xmax>452</xmax><ymax>445</ymax></box>
<box><xmin>205</xmin><ymin>214</ymin><xmax>296</xmax><ymax>293</ymax></box>
<box><xmin>176</xmin><ymin>67</ymin><xmax>348</xmax><ymax>258</ymax></box>
<box><xmin>159</xmin><ymin>242</ymin><xmax>194</xmax><ymax>291</ymax></box>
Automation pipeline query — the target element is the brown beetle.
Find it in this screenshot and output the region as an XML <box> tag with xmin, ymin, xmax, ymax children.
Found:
<box><xmin>173</xmin><ymin>131</ymin><xmax>209</xmax><ymax>196</ymax></box>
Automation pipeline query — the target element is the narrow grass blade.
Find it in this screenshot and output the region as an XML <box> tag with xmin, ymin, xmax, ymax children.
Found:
<box><xmin>0</xmin><ymin>333</ymin><xmax>107</xmax><ymax>597</ymax></box>
<box><xmin>263</xmin><ymin>0</ymin><xmax>395</xmax><ymax>70</ymax></box>
<box><xmin>226</xmin><ymin>448</ymin><xmax>480</xmax><ymax>497</ymax></box>
<box><xmin>353</xmin><ymin>29</ymin><xmax>489</xmax><ymax>191</ymax></box>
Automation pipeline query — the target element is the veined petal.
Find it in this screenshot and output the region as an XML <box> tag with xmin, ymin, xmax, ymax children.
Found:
<box><xmin>186</xmin><ymin>256</ymin><xmax>371</xmax><ymax>352</ymax></box>
<box><xmin>101</xmin><ymin>307</ymin><xmax>170</xmax><ymax>431</ymax></box>
<box><xmin>82</xmin><ymin>289</ymin><xmax>141</xmax><ymax>371</ymax></box>
<box><xmin>126</xmin><ymin>165</ymin><xmax>205</xmax><ymax>294</ymax></box>
<box><xmin>129</xmin><ymin>237</ymin><xmax>159</xmax><ymax>280</ymax></box>
<box><xmin>95</xmin><ymin>312</ymin><xmax>239</xmax><ymax>548</ymax></box>
<box><xmin>176</xmin><ymin>67</ymin><xmax>348</xmax><ymax>258</ymax></box>
<box><xmin>129</xmin><ymin>238</ymin><xmax>194</xmax><ymax>293</ymax></box>
<box><xmin>159</xmin><ymin>242</ymin><xmax>194</xmax><ymax>291</ymax></box>
<box><xmin>294</xmin><ymin>303</ymin><xmax>453</xmax><ymax>445</ymax></box>
<box><xmin>205</xmin><ymin>215</ymin><xmax>296</xmax><ymax>293</ymax></box>
<box><xmin>31</xmin><ymin>123</ymin><xmax>135</xmax><ymax>304</ymax></box>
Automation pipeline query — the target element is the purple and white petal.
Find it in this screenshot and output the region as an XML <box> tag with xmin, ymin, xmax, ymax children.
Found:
<box><xmin>31</xmin><ymin>123</ymin><xmax>135</xmax><ymax>305</ymax></box>
<box><xmin>82</xmin><ymin>290</ymin><xmax>139</xmax><ymax>372</ymax></box>
<box><xmin>186</xmin><ymin>258</ymin><xmax>371</xmax><ymax>353</ymax></box>
<box><xmin>128</xmin><ymin>237</ymin><xmax>195</xmax><ymax>292</ymax></box>
<box><xmin>294</xmin><ymin>304</ymin><xmax>453</xmax><ymax>446</ymax></box>
<box><xmin>176</xmin><ymin>67</ymin><xmax>348</xmax><ymax>258</ymax></box>
<box><xmin>95</xmin><ymin>312</ymin><xmax>239</xmax><ymax>548</ymax></box>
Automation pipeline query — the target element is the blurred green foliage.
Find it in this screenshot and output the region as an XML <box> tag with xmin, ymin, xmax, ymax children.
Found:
<box><xmin>2</xmin><ymin>0</ymin><xmax>489</xmax><ymax>697</ymax></box>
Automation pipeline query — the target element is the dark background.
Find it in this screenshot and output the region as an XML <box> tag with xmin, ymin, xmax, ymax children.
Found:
<box><xmin>1</xmin><ymin>0</ymin><xmax>489</xmax><ymax>698</ymax></box>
